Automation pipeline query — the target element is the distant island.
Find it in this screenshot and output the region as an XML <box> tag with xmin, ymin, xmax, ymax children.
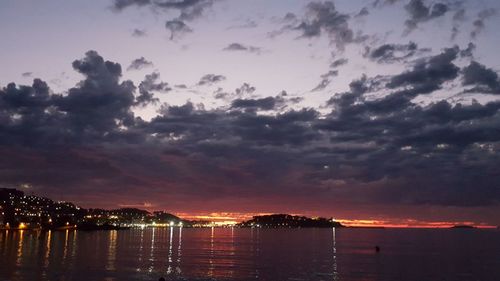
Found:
<box><xmin>451</xmin><ymin>225</ymin><xmax>476</xmax><ymax>229</ymax></box>
<box><xmin>1</xmin><ymin>188</ymin><xmax>343</xmax><ymax>230</ymax></box>
<box><xmin>238</xmin><ymin>214</ymin><xmax>343</xmax><ymax>228</ymax></box>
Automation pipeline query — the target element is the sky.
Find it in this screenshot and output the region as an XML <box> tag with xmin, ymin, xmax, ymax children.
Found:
<box><xmin>1</xmin><ymin>0</ymin><xmax>500</xmax><ymax>227</ymax></box>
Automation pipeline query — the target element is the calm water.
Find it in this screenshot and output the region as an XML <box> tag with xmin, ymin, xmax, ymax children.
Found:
<box><xmin>0</xmin><ymin>228</ymin><xmax>499</xmax><ymax>281</ymax></box>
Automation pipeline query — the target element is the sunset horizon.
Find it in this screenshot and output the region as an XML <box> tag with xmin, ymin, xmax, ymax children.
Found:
<box><xmin>1</xmin><ymin>0</ymin><xmax>500</xmax><ymax>280</ymax></box>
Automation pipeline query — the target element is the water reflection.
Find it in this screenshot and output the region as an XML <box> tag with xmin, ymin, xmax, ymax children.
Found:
<box><xmin>177</xmin><ymin>226</ymin><xmax>182</xmax><ymax>274</ymax></box>
<box><xmin>167</xmin><ymin>226</ymin><xmax>173</xmax><ymax>275</ymax></box>
<box><xmin>15</xmin><ymin>230</ymin><xmax>24</xmax><ymax>268</ymax></box>
<box><xmin>1</xmin><ymin>228</ymin><xmax>500</xmax><ymax>281</ymax></box>
<box><xmin>333</xmin><ymin>227</ymin><xmax>339</xmax><ymax>281</ymax></box>
<box><xmin>62</xmin><ymin>229</ymin><xmax>69</xmax><ymax>265</ymax></box>
<box><xmin>208</xmin><ymin>226</ymin><xmax>215</xmax><ymax>277</ymax></box>
<box><xmin>71</xmin><ymin>230</ymin><xmax>77</xmax><ymax>260</ymax></box>
<box><xmin>42</xmin><ymin>230</ymin><xmax>51</xmax><ymax>279</ymax></box>
<box><xmin>149</xmin><ymin>228</ymin><xmax>155</xmax><ymax>273</ymax></box>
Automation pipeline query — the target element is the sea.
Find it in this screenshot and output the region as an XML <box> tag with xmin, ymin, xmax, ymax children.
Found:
<box><xmin>0</xmin><ymin>227</ymin><xmax>499</xmax><ymax>281</ymax></box>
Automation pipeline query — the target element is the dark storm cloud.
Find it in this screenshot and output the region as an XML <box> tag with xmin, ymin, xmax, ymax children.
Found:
<box><xmin>127</xmin><ymin>57</ymin><xmax>154</xmax><ymax>71</ymax></box>
<box><xmin>387</xmin><ymin>46</ymin><xmax>460</xmax><ymax>95</ymax></box>
<box><xmin>404</xmin><ymin>0</ymin><xmax>449</xmax><ymax>33</ymax></box>
<box><xmin>2</xmin><ymin>50</ymin><xmax>500</xmax><ymax>208</ymax></box>
<box><xmin>197</xmin><ymin>74</ymin><xmax>226</xmax><ymax>86</ymax></box>
<box><xmin>316</xmin><ymin>67</ymin><xmax>500</xmax><ymax>205</ymax></box>
<box><xmin>55</xmin><ymin>51</ymin><xmax>137</xmax><ymax>138</ymax></box>
<box><xmin>223</xmin><ymin>43</ymin><xmax>262</xmax><ymax>54</ymax></box>
<box><xmin>462</xmin><ymin>61</ymin><xmax>500</xmax><ymax>94</ymax></box>
<box><xmin>0</xmin><ymin>50</ymin><xmax>150</xmax><ymax>146</ymax></box>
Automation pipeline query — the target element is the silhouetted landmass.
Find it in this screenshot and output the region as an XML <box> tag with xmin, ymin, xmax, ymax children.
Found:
<box><xmin>2</xmin><ymin>188</ymin><xmax>344</xmax><ymax>230</ymax></box>
<box><xmin>350</xmin><ymin>226</ymin><xmax>386</xmax><ymax>229</ymax></box>
<box><xmin>238</xmin><ymin>214</ymin><xmax>343</xmax><ymax>228</ymax></box>
<box><xmin>451</xmin><ymin>225</ymin><xmax>476</xmax><ymax>229</ymax></box>
<box><xmin>76</xmin><ymin>222</ymin><xmax>130</xmax><ymax>231</ymax></box>
<box><xmin>0</xmin><ymin>188</ymin><xmax>186</xmax><ymax>229</ymax></box>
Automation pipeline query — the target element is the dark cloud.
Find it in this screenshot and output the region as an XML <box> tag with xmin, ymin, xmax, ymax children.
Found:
<box><xmin>451</xmin><ymin>8</ymin><xmax>465</xmax><ymax>40</ymax></box>
<box><xmin>471</xmin><ymin>8</ymin><xmax>496</xmax><ymax>39</ymax></box>
<box><xmin>312</xmin><ymin>70</ymin><xmax>338</xmax><ymax>92</ymax></box>
<box><xmin>317</xmin><ymin>69</ymin><xmax>500</xmax><ymax>206</ymax></box>
<box><xmin>55</xmin><ymin>51</ymin><xmax>138</xmax><ymax>140</ymax></box>
<box><xmin>355</xmin><ymin>7</ymin><xmax>370</xmax><ymax>17</ymax></box>
<box><xmin>0</xmin><ymin>50</ymin><xmax>149</xmax><ymax>146</ymax></box>
<box><xmin>365</xmin><ymin>41</ymin><xmax>428</xmax><ymax>63</ymax></box>
<box><xmin>404</xmin><ymin>0</ymin><xmax>449</xmax><ymax>33</ymax></box>
<box><xmin>312</xmin><ymin>58</ymin><xmax>348</xmax><ymax>92</ymax></box>
<box><xmin>2</xmin><ymin>50</ymin><xmax>500</xmax><ymax>213</ymax></box>
<box><xmin>387</xmin><ymin>47</ymin><xmax>460</xmax><ymax>96</ymax></box>
<box><xmin>21</xmin><ymin>72</ymin><xmax>33</xmax><ymax>78</ymax></box>
<box><xmin>223</xmin><ymin>43</ymin><xmax>262</xmax><ymax>54</ymax></box>
<box><xmin>330</xmin><ymin>58</ymin><xmax>348</xmax><ymax>68</ymax></box>
<box><xmin>283</xmin><ymin>12</ymin><xmax>298</xmax><ymax>22</ymax></box>
<box><xmin>113</xmin><ymin>0</ymin><xmax>151</xmax><ymax>10</ymax></box>
<box><xmin>113</xmin><ymin>0</ymin><xmax>215</xmax><ymax>38</ymax></box>
<box><xmin>113</xmin><ymin>0</ymin><xmax>214</xmax><ymax>19</ymax></box>
<box><xmin>127</xmin><ymin>57</ymin><xmax>153</xmax><ymax>71</ymax></box>
<box><xmin>155</xmin><ymin>0</ymin><xmax>215</xmax><ymax>21</ymax></box>
<box><xmin>293</xmin><ymin>1</ymin><xmax>355</xmax><ymax>49</ymax></box>
<box><xmin>231</xmin><ymin>95</ymin><xmax>286</xmax><ymax>112</ymax></box>
<box><xmin>235</xmin><ymin>83</ymin><xmax>256</xmax><ymax>97</ymax></box>
<box><xmin>213</xmin><ymin>83</ymin><xmax>256</xmax><ymax>101</ymax></box>
<box><xmin>165</xmin><ymin>20</ymin><xmax>193</xmax><ymax>40</ymax></box>
<box><xmin>460</xmin><ymin>42</ymin><xmax>475</xmax><ymax>58</ymax></box>
<box><xmin>135</xmin><ymin>72</ymin><xmax>171</xmax><ymax>107</ymax></box>
<box><xmin>197</xmin><ymin>74</ymin><xmax>226</xmax><ymax>86</ymax></box>
<box><xmin>462</xmin><ymin>61</ymin><xmax>500</xmax><ymax>94</ymax></box>
<box><xmin>132</xmin><ymin>28</ymin><xmax>147</xmax><ymax>37</ymax></box>
<box><xmin>372</xmin><ymin>0</ymin><xmax>400</xmax><ymax>8</ymax></box>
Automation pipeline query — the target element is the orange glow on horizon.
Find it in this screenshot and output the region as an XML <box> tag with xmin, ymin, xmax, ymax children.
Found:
<box><xmin>171</xmin><ymin>212</ymin><xmax>496</xmax><ymax>228</ymax></box>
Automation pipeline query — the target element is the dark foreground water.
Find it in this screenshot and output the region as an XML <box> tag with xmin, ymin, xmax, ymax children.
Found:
<box><xmin>1</xmin><ymin>228</ymin><xmax>499</xmax><ymax>281</ymax></box>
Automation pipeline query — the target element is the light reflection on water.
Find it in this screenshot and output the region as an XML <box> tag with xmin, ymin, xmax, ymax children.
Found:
<box><xmin>0</xmin><ymin>228</ymin><xmax>499</xmax><ymax>281</ymax></box>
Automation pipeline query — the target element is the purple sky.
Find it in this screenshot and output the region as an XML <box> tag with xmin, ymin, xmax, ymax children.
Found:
<box><xmin>1</xmin><ymin>0</ymin><xmax>500</xmax><ymax>226</ymax></box>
